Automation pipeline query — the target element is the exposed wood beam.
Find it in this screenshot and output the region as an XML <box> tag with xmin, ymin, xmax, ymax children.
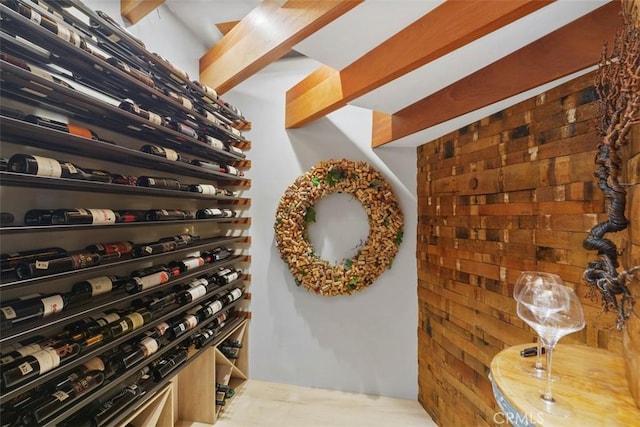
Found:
<box><xmin>216</xmin><ymin>21</ymin><xmax>240</xmax><ymax>36</ymax></box>
<box><xmin>285</xmin><ymin>0</ymin><xmax>552</xmax><ymax>129</ymax></box>
<box><xmin>120</xmin><ymin>0</ymin><xmax>165</xmax><ymax>25</ymax></box>
<box><xmin>371</xmin><ymin>2</ymin><xmax>620</xmax><ymax>147</ymax></box>
<box><xmin>199</xmin><ymin>0</ymin><xmax>362</xmax><ymax>95</ymax></box>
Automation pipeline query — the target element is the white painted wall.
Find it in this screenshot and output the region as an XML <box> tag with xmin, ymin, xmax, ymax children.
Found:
<box><xmin>223</xmin><ymin>58</ymin><xmax>418</xmax><ymax>400</ymax></box>
<box><xmin>83</xmin><ymin>2</ymin><xmax>419</xmax><ymax>400</ymax></box>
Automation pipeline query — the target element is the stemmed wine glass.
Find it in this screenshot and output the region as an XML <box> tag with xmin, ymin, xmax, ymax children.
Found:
<box><xmin>517</xmin><ymin>282</ymin><xmax>585</xmax><ymax>417</ymax></box>
<box><xmin>513</xmin><ymin>271</ymin><xmax>566</xmax><ymax>378</ymax></box>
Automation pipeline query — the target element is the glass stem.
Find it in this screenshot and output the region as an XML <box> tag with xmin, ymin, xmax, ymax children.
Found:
<box><xmin>543</xmin><ymin>342</ymin><xmax>555</xmax><ymax>402</ymax></box>
<box><xmin>535</xmin><ymin>338</ymin><xmax>544</xmax><ymax>370</ymax></box>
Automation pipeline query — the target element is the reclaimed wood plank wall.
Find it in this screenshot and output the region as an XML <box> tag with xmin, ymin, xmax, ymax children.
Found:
<box><xmin>416</xmin><ymin>70</ymin><xmax>639</xmax><ymax>426</ymax></box>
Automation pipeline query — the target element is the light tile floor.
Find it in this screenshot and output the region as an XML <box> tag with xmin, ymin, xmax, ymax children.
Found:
<box><xmin>179</xmin><ymin>380</ymin><xmax>437</xmax><ymax>427</ymax></box>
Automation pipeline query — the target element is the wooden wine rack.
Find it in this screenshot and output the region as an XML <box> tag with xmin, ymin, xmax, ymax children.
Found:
<box><xmin>0</xmin><ymin>0</ymin><xmax>251</xmax><ymax>425</ymax></box>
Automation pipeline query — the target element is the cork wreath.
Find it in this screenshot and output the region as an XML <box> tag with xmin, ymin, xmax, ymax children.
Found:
<box><xmin>274</xmin><ymin>159</ymin><xmax>404</xmax><ymax>296</ymax></box>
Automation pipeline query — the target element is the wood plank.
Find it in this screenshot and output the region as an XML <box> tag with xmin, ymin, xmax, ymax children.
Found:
<box><xmin>286</xmin><ymin>0</ymin><xmax>552</xmax><ymax>129</ymax></box>
<box><xmin>372</xmin><ymin>2</ymin><xmax>621</xmax><ymax>147</ymax></box>
<box><xmin>199</xmin><ymin>0</ymin><xmax>362</xmax><ymax>94</ymax></box>
<box><xmin>216</xmin><ymin>20</ymin><xmax>240</xmax><ymax>36</ymax></box>
<box><xmin>120</xmin><ymin>0</ymin><xmax>165</xmax><ymax>25</ymax></box>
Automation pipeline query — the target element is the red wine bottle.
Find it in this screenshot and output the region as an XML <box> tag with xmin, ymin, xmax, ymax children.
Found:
<box><xmin>110</xmin><ymin>174</ymin><xmax>138</xmax><ymax>186</ymax></box>
<box><xmin>0</xmin><ymin>52</ymin><xmax>75</xmax><ymax>90</ymax></box>
<box><xmin>71</xmin><ymin>275</ymin><xmax>126</xmax><ymax>300</ymax></box>
<box><xmin>226</xmin><ymin>144</ymin><xmax>245</xmax><ymax>158</ymax></box>
<box><xmin>125</xmin><ymin>267</ymin><xmax>171</xmax><ymax>293</ymax></box>
<box><xmin>85</xmin><ymin>241</ymin><xmax>133</xmax><ymax>257</ymax></box>
<box><xmin>188</xmin><ymin>184</ymin><xmax>217</xmax><ymax>195</ymax></box>
<box><xmin>15</xmin><ymin>251</ymin><xmax>101</xmax><ymax>279</ymax></box>
<box><xmin>168</xmin><ymin>256</ymin><xmax>204</xmax><ymax>274</ymax></box>
<box><xmin>145</xmin><ymin>209</ymin><xmax>193</xmax><ymax>221</ymax></box>
<box><xmin>51</xmin><ymin>209</ymin><xmax>117</xmax><ymax>225</ymax></box>
<box><xmin>136</xmin><ymin>176</ymin><xmax>181</xmax><ymax>190</ymax></box>
<box><xmin>212</xmin><ymin>268</ymin><xmax>240</xmax><ymax>285</ymax></box>
<box><xmin>115</xmin><ymin>210</ymin><xmax>147</xmax><ymax>223</ymax></box>
<box><xmin>196</xmin><ymin>208</ymin><xmax>222</xmax><ymax>219</ymax></box>
<box><xmin>221</xmin><ymin>165</ymin><xmax>243</xmax><ymax>176</ymax></box>
<box><xmin>105</xmin><ymin>57</ymin><xmax>155</xmax><ymax>88</ymax></box>
<box><xmin>140</xmin><ymin>144</ymin><xmax>181</xmax><ymax>161</ymax></box>
<box><xmin>119</xmin><ymin>101</ymin><xmax>165</xmax><ymax>126</ymax></box>
<box><xmin>190</xmin><ymin>159</ymin><xmax>220</xmax><ymax>172</ymax></box>
<box><xmin>7</xmin><ymin>154</ymin><xmax>81</xmax><ymax>179</ymax></box>
<box><xmin>202</xmin><ymin>135</ymin><xmax>224</xmax><ymax>150</ymax></box>
<box><xmin>165</xmin><ymin>117</ymin><xmax>198</xmax><ymax>139</ymax></box>
<box><xmin>92</xmin><ymin>10</ymin><xmax>146</xmax><ymax>47</ymax></box>
<box><xmin>1</xmin><ymin>293</ymin><xmax>67</xmax><ymax>329</ymax></box>
<box><xmin>25</xmin><ymin>115</ymin><xmax>99</xmax><ymax>140</ymax></box>
<box><xmin>150</xmin><ymin>348</ymin><xmax>188</xmax><ymax>381</ymax></box>
<box><xmin>1</xmin><ymin>247</ymin><xmax>67</xmax><ymax>277</ymax></box>
<box><xmin>163</xmin><ymin>89</ymin><xmax>194</xmax><ymax>110</ymax></box>
<box><xmin>159</xmin><ymin>233</ymin><xmax>200</xmax><ymax>248</ymax></box>
<box><xmin>203</xmin><ymin>247</ymin><xmax>233</xmax><ymax>262</ymax></box>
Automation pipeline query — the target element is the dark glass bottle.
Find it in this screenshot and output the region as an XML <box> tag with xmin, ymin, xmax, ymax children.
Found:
<box><xmin>15</xmin><ymin>251</ymin><xmax>102</xmax><ymax>279</ymax></box>
<box><xmin>119</xmin><ymin>101</ymin><xmax>165</xmax><ymax>126</ymax></box>
<box><xmin>77</xmin><ymin>312</ymin><xmax>122</xmax><ymax>350</ymax></box>
<box><xmin>165</xmin><ymin>117</ymin><xmax>199</xmax><ymax>139</ymax></box>
<box><xmin>213</xmin><ymin>268</ymin><xmax>240</xmax><ymax>285</ymax></box>
<box><xmin>188</xmin><ymin>184</ymin><xmax>217</xmax><ymax>195</ymax></box>
<box><xmin>221</xmin><ymin>288</ymin><xmax>243</xmax><ymax>305</ymax></box>
<box><xmin>222</xmin><ymin>338</ymin><xmax>243</xmax><ymax>349</ymax></box>
<box><xmin>51</xmin><ymin>209</ymin><xmax>117</xmax><ymax>225</ymax></box>
<box><xmin>131</xmin><ymin>241</ymin><xmax>177</xmax><ymax>258</ymax></box>
<box><xmin>167</xmin><ymin>314</ymin><xmax>199</xmax><ymax>339</ymax></box>
<box><xmin>85</xmin><ymin>241</ymin><xmax>133</xmax><ymax>257</ymax></box>
<box><xmin>191</xmin><ymin>81</ymin><xmax>218</xmax><ymax>102</ymax></box>
<box><xmin>221</xmin><ymin>165</ymin><xmax>243</xmax><ymax>176</ymax></box>
<box><xmin>132</xmin><ymin>291</ymin><xmax>177</xmax><ymax>313</ymax></box>
<box><xmin>159</xmin><ymin>233</ymin><xmax>199</xmax><ymax>248</ymax></box>
<box><xmin>221</xmin><ymin>209</ymin><xmax>236</xmax><ymax>218</ymax></box>
<box><xmin>1</xmin><ymin>340</ymin><xmax>81</xmax><ymax>389</ymax></box>
<box><xmin>115</xmin><ymin>210</ymin><xmax>147</xmax><ymax>223</ymax></box>
<box><xmin>1</xmin><ymin>247</ymin><xmax>66</xmax><ymax>277</ymax></box>
<box><xmin>1</xmin><ymin>293</ymin><xmax>67</xmax><ymax>329</ymax></box>
<box><xmin>169</xmin><ymin>256</ymin><xmax>205</xmax><ymax>274</ymax></box>
<box><xmin>91</xmin><ymin>383</ymin><xmax>142</xmax><ymax>426</ymax></box>
<box><xmin>125</xmin><ymin>267</ymin><xmax>171</xmax><ymax>293</ymax></box>
<box><xmin>119</xmin><ymin>336</ymin><xmax>161</xmax><ymax>371</ymax></box>
<box><xmin>150</xmin><ymin>348</ymin><xmax>188</xmax><ymax>381</ymax></box>
<box><xmin>226</xmin><ymin>144</ymin><xmax>245</xmax><ymax>158</ymax></box>
<box><xmin>136</xmin><ymin>176</ymin><xmax>181</xmax><ymax>190</ymax></box>
<box><xmin>202</xmin><ymin>134</ymin><xmax>225</xmax><ymax>150</ymax></box>
<box><xmin>21</xmin><ymin>370</ymin><xmax>105</xmax><ymax>425</ymax></box>
<box><xmin>163</xmin><ymin>89</ymin><xmax>194</xmax><ymax>110</ymax></box>
<box><xmin>196</xmin><ymin>208</ymin><xmax>223</xmax><ymax>219</ymax></box>
<box><xmin>196</xmin><ymin>298</ymin><xmax>224</xmax><ymax>322</ymax></box>
<box><xmin>24</xmin><ymin>209</ymin><xmax>55</xmax><ymax>225</ymax></box>
<box><xmin>110</xmin><ymin>174</ymin><xmax>138</xmax><ymax>186</ymax></box>
<box><xmin>203</xmin><ymin>247</ymin><xmax>233</xmax><ymax>263</ymax></box>
<box><xmin>105</xmin><ymin>57</ymin><xmax>155</xmax><ymax>88</ymax></box>
<box><xmin>8</xmin><ymin>154</ymin><xmax>82</xmax><ymax>179</ymax></box>
<box><xmin>92</xmin><ymin>10</ymin><xmax>146</xmax><ymax>47</ymax></box>
<box><xmin>140</xmin><ymin>144</ymin><xmax>181</xmax><ymax>161</ymax></box>
<box><xmin>71</xmin><ymin>275</ymin><xmax>127</xmax><ymax>300</ymax></box>
<box><xmin>0</xmin><ymin>52</ymin><xmax>75</xmax><ymax>90</ymax></box>
<box><xmin>25</xmin><ymin>115</ymin><xmax>99</xmax><ymax>140</ymax></box>
<box><xmin>176</xmin><ymin>279</ymin><xmax>209</xmax><ymax>305</ymax></box>
<box><xmin>190</xmin><ymin>159</ymin><xmax>221</xmax><ymax>172</ymax></box>
<box><xmin>195</xmin><ymin>106</ymin><xmax>222</xmax><ymax>127</ymax></box>
<box><xmin>145</xmin><ymin>209</ymin><xmax>192</xmax><ymax>221</ymax></box>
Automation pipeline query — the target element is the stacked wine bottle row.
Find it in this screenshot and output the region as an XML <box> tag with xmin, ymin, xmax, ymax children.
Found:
<box><xmin>0</xmin><ymin>1</ymin><xmax>252</xmax><ymax>425</ymax></box>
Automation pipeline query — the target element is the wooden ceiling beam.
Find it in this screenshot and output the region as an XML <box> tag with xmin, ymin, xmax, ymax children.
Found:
<box><xmin>285</xmin><ymin>0</ymin><xmax>552</xmax><ymax>129</ymax></box>
<box><xmin>371</xmin><ymin>2</ymin><xmax>621</xmax><ymax>147</ymax></box>
<box><xmin>120</xmin><ymin>0</ymin><xmax>165</xmax><ymax>25</ymax></box>
<box><xmin>199</xmin><ymin>0</ymin><xmax>362</xmax><ymax>95</ymax></box>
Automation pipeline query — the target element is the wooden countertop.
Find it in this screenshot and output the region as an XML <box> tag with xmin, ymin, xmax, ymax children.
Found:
<box><xmin>490</xmin><ymin>343</ymin><xmax>640</xmax><ymax>426</ymax></box>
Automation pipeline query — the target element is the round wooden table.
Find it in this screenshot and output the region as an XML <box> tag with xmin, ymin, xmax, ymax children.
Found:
<box><xmin>490</xmin><ymin>343</ymin><xmax>640</xmax><ymax>426</ymax></box>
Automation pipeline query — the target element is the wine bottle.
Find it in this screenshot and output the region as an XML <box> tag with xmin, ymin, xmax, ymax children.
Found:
<box><xmin>132</xmin><ymin>291</ymin><xmax>177</xmax><ymax>313</ymax></box>
<box><xmin>217</xmin><ymin>188</ymin><xmax>241</xmax><ymax>197</ymax></box>
<box><xmin>219</xmin><ymin>347</ymin><xmax>238</xmax><ymax>360</ymax></box>
<box><xmin>0</xmin><ymin>293</ymin><xmax>67</xmax><ymax>329</ymax></box>
<box><xmin>0</xmin><ymin>335</ymin><xmax>46</xmax><ymax>365</ymax></box>
<box><xmin>85</xmin><ymin>241</ymin><xmax>133</xmax><ymax>257</ymax></box>
<box><xmin>191</xmin><ymin>81</ymin><xmax>218</xmax><ymax>102</ymax></box>
<box><xmin>119</xmin><ymin>101</ymin><xmax>165</xmax><ymax>126</ymax></box>
<box><xmin>195</xmin><ymin>106</ymin><xmax>223</xmax><ymax>126</ymax></box>
<box><xmin>203</xmin><ymin>247</ymin><xmax>233</xmax><ymax>263</ymax></box>
<box><xmin>222</xmin><ymin>288</ymin><xmax>243</xmax><ymax>305</ymax></box>
<box><xmin>221</xmin><ymin>164</ymin><xmax>243</xmax><ymax>176</ymax></box>
<box><xmin>102</xmin><ymin>310</ymin><xmax>150</xmax><ymax>342</ymax></box>
<box><xmin>188</xmin><ymin>184</ymin><xmax>217</xmax><ymax>195</ymax></box>
<box><xmin>226</xmin><ymin>144</ymin><xmax>245</xmax><ymax>158</ymax></box>
<box><xmin>25</xmin><ymin>115</ymin><xmax>99</xmax><ymax>140</ymax></box>
<box><xmin>221</xmin><ymin>209</ymin><xmax>236</xmax><ymax>218</ymax></box>
<box><xmin>92</xmin><ymin>10</ymin><xmax>145</xmax><ymax>46</ymax></box>
<box><xmin>21</xmin><ymin>371</ymin><xmax>105</xmax><ymax>425</ymax></box>
<box><xmin>15</xmin><ymin>251</ymin><xmax>102</xmax><ymax>279</ymax></box>
<box><xmin>115</xmin><ymin>209</ymin><xmax>147</xmax><ymax>223</ymax></box>
<box><xmin>145</xmin><ymin>209</ymin><xmax>192</xmax><ymax>221</ymax></box>
<box><xmin>125</xmin><ymin>267</ymin><xmax>171</xmax><ymax>293</ymax></box>
<box><xmin>168</xmin><ymin>256</ymin><xmax>204</xmax><ymax>274</ymax></box>
<box><xmin>105</xmin><ymin>57</ymin><xmax>155</xmax><ymax>88</ymax></box>
<box><xmin>197</xmin><ymin>298</ymin><xmax>224</xmax><ymax>321</ymax></box>
<box><xmin>196</xmin><ymin>208</ymin><xmax>222</xmax><ymax>219</ymax></box>
<box><xmin>51</xmin><ymin>209</ymin><xmax>117</xmax><ymax>225</ymax></box>
<box><xmin>190</xmin><ymin>159</ymin><xmax>221</xmax><ymax>172</ymax></box>
<box><xmin>159</xmin><ymin>233</ymin><xmax>200</xmax><ymax>248</ymax></box>
<box><xmin>76</xmin><ymin>312</ymin><xmax>122</xmax><ymax>349</ymax></box>
<box><xmin>216</xmin><ymin>383</ymin><xmax>229</xmax><ymax>392</ymax></box>
<box><xmin>71</xmin><ymin>275</ymin><xmax>127</xmax><ymax>300</ymax></box>
<box><xmin>213</xmin><ymin>268</ymin><xmax>240</xmax><ymax>285</ymax></box>
<box><xmin>136</xmin><ymin>176</ymin><xmax>181</xmax><ymax>190</ymax></box>
<box><xmin>150</xmin><ymin>348</ymin><xmax>187</xmax><ymax>381</ymax></box>
<box><xmin>167</xmin><ymin>314</ymin><xmax>198</xmax><ymax>339</ymax></box>
<box><xmin>164</xmin><ymin>117</ymin><xmax>198</xmax><ymax>139</ymax></box>
<box><xmin>222</xmin><ymin>338</ymin><xmax>243</xmax><ymax>349</ymax></box>
<box><xmin>140</xmin><ymin>144</ymin><xmax>181</xmax><ymax>161</ymax></box>
<box><xmin>163</xmin><ymin>89</ymin><xmax>194</xmax><ymax>110</ymax></box>
<box><xmin>1</xmin><ymin>340</ymin><xmax>80</xmax><ymax>389</ymax></box>
<box><xmin>152</xmin><ymin>53</ymin><xmax>188</xmax><ymax>82</ymax></box>
<box><xmin>1</xmin><ymin>246</ymin><xmax>67</xmax><ymax>277</ymax></box>
<box><xmin>0</xmin><ymin>157</ymin><xmax>8</xmax><ymax>171</ymax></box>
<box><xmin>24</xmin><ymin>209</ymin><xmax>55</xmax><ymax>225</ymax></box>
<box><xmin>8</xmin><ymin>154</ymin><xmax>81</xmax><ymax>179</ymax></box>
<box><xmin>110</xmin><ymin>174</ymin><xmax>138</xmax><ymax>186</ymax></box>
<box><xmin>119</xmin><ymin>336</ymin><xmax>161</xmax><ymax>371</ymax></box>
<box><xmin>176</xmin><ymin>279</ymin><xmax>209</xmax><ymax>305</ymax></box>
<box><xmin>58</xmin><ymin>313</ymin><xmax>120</xmax><ymax>342</ymax></box>
<box><xmin>131</xmin><ymin>241</ymin><xmax>177</xmax><ymax>258</ymax></box>
<box><xmin>0</xmin><ymin>52</ymin><xmax>75</xmax><ymax>90</ymax></box>
<box><xmin>91</xmin><ymin>383</ymin><xmax>142</xmax><ymax>426</ymax></box>
<box><xmin>202</xmin><ymin>135</ymin><xmax>224</xmax><ymax>150</ymax></box>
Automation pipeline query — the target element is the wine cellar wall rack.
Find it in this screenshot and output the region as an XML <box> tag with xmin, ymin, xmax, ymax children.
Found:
<box><xmin>0</xmin><ymin>0</ymin><xmax>252</xmax><ymax>425</ymax></box>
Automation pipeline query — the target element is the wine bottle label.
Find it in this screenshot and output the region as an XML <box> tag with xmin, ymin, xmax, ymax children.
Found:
<box><xmin>67</xmin><ymin>124</ymin><xmax>93</xmax><ymax>139</ymax></box>
<box><xmin>147</xmin><ymin>178</ymin><xmax>156</xmax><ymax>186</ymax></box>
<box><xmin>208</xmin><ymin>300</ymin><xmax>223</xmax><ymax>314</ymax></box>
<box><xmin>199</xmin><ymin>185</ymin><xmax>216</xmax><ymax>195</ymax></box>
<box><xmin>188</xmin><ymin>285</ymin><xmax>207</xmax><ymax>300</ymax></box>
<box><xmin>69</xmin><ymin>30</ymin><xmax>82</xmax><ymax>48</ymax></box>
<box><xmin>178</xmin><ymin>123</ymin><xmax>197</xmax><ymax>138</ymax></box>
<box><xmin>226</xmin><ymin>273</ymin><xmax>240</xmax><ymax>284</ymax></box>
<box><xmin>163</xmin><ymin>148</ymin><xmax>179</xmax><ymax>161</ymax></box>
<box><xmin>147</xmin><ymin>112</ymin><xmax>162</xmax><ymax>126</ymax></box>
<box><xmin>231</xmin><ymin>127</ymin><xmax>242</xmax><ymax>137</ymax></box>
<box><xmin>226</xmin><ymin>166</ymin><xmax>239</xmax><ymax>175</ymax></box>
<box><xmin>86</xmin><ymin>276</ymin><xmax>113</xmax><ymax>295</ymax></box>
<box><xmin>1</xmin><ymin>355</ymin><xmax>14</xmax><ymax>364</ymax></box>
<box><xmin>42</xmin><ymin>295</ymin><xmax>64</xmax><ymax>316</ymax></box>
<box><xmin>18</xmin><ymin>361</ymin><xmax>34</xmax><ymax>375</ymax></box>
<box><xmin>29</xmin><ymin>9</ymin><xmax>42</xmax><ymax>24</ymax></box>
<box><xmin>0</xmin><ymin>306</ymin><xmax>17</xmax><ymax>320</ymax></box>
<box><xmin>107</xmin><ymin>33</ymin><xmax>121</xmax><ymax>43</ymax></box>
<box><xmin>187</xmin><ymin>305</ymin><xmax>203</xmax><ymax>315</ymax></box>
<box><xmin>155</xmin><ymin>322</ymin><xmax>169</xmax><ymax>336</ymax></box>
<box><xmin>140</xmin><ymin>337</ymin><xmax>159</xmax><ymax>356</ymax></box>
<box><xmin>203</xmin><ymin>111</ymin><xmax>218</xmax><ymax>124</ymax></box>
<box><xmin>118</xmin><ymin>319</ymin><xmax>130</xmax><ymax>334</ymax></box>
<box><xmin>32</xmin><ymin>155</ymin><xmax>62</xmax><ymax>177</ymax></box>
<box><xmin>70</xmin><ymin>253</ymin><xmax>99</xmax><ymax>269</ymax></box>
<box><xmin>134</xmin><ymin>271</ymin><xmax>168</xmax><ymax>290</ymax></box>
<box><xmin>29</xmin><ymin>65</ymin><xmax>54</xmax><ymax>82</ymax></box>
<box><xmin>35</xmin><ymin>260</ymin><xmax>49</xmax><ymax>270</ymax></box>
<box><xmin>205</xmin><ymin>136</ymin><xmax>224</xmax><ymax>149</ymax></box>
<box><xmin>102</xmin><ymin>312</ymin><xmax>120</xmax><ymax>323</ymax></box>
<box><xmin>201</xmin><ymin>85</ymin><xmax>218</xmax><ymax>99</ymax></box>
<box><xmin>33</xmin><ymin>348</ymin><xmax>61</xmax><ymax>374</ymax></box>
<box><xmin>185</xmin><ymin>315</ymin><xmax>198</xmax><ymax>329</ymax></box>
<box><xmin>16</xmin><ymin>344</ymin><xmax>42</xmax><ymax>357</ymax></box>
<box><xmin>206</xmin><ymin>208</ymin><xmax>222</xmax><ymax>216</ymax></box>
<box><xmin>131</xmin><ymin>103</ymin><xmax>141</xmax><ymax>114</ymax></box>
<box><xmin>183</xmin><ymin>258</ymin><xmax>204</xmax><ymax>270</ymax></box>
<box><xmin>230</xmin><ymin>288</ymin><xmax>242</xmax><ymax>299</ymax></box>
<box><xmin>53</xmin><ymin>390</ymin><xmax>70</xmax><ymax>402</ymax></box>
<box><xmin>87</xmin><ymin>209</ymin><xmax>116</xmax><ymax>224</ymax></box>
<box><xmin>56</xmin><ymin>25</ymin><xmax>71</xmax><ymax>42</ymax></box>
<box><xmin>63</xmin><ymin>162</ymin><xmax>78</xmax><ymax>174</ymax></box>
<box><xmin>83</xmin><ymin>357</ymin><xmax>105</xmax><ymax>372</ymax></box>
<box><xmin>180</xmin><ymin>97</ymin><xmax>193</xmax><ymax>110</ymax></box>
<box><xmin>129</xmin><ymin>312</ymin><xmax>145</xmax><ymax>329</ymax></box>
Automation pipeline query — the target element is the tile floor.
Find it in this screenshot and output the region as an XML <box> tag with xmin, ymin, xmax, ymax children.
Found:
<box><xmin>178</xmin><ymin>380</ymin><xmax>437</xmax><ymax>427</ymax></box>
